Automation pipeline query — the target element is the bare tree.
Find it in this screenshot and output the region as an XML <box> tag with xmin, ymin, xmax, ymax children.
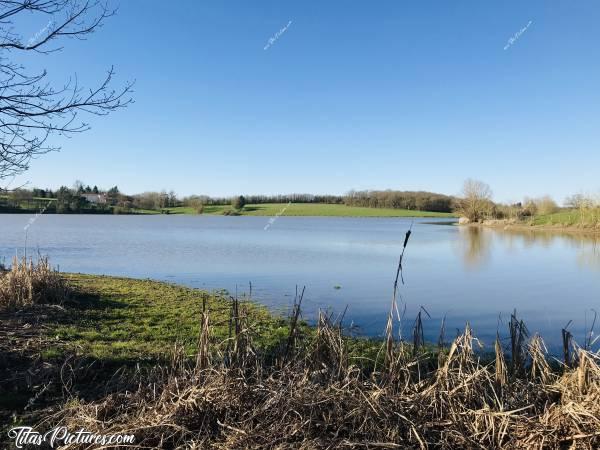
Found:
<box><xmin>458</xmin><ymin>179</ymin><xmax>493</xmax><ymax>222</ymax></box>
<box><xmin>0</xmin><ymin>0</ymin><xmax>133</xmax><ymax>182</ymax></box>
<box><xmin>565</xmin><ymin>193</ymin><xmax>588</xmax><ymax>209</ymax></box>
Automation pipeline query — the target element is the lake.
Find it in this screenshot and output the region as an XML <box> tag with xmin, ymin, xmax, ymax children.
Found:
<box><xmin>1</xmin><ymin>214</ymin><xmax>599</xmax><ymax>351</ymax></box>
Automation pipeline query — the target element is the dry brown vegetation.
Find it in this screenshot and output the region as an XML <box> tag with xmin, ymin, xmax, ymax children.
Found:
<box><xmin>53</xmin><ymin>304</ymin><xmax>600</xmax><ymax>449</ymax></box>
<box><xmin>0</xmin><ymin>256</ymin><xmax>68</xmax><ymax>309</ymax></box>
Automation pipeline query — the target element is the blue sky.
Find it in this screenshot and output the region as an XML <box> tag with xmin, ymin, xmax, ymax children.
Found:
<box><xmin>11</xmin><ymin>0</ymin><xmax>600</xmax><ymax>203</ymax></box>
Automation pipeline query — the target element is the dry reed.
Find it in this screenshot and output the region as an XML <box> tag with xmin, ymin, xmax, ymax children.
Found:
<box><xmin>0</xmin><ymin>256</ymin><xmax>68</xmax><ymax>309</ymax></box>
<box><xmin>55</xmin><ymin>307</ymin><xmax>600</xmax><ymax>449</ymax></box>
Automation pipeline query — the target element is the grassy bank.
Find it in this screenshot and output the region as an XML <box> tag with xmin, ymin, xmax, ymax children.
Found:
<box><xmin>1</xmin><ymin>273</ymin><xmax>294</xmax><ymax>362</ymax></box>
<box><xmin>165</xmin><ymin>203</ymin><xmax>456</xmax><ymax>217</ymax></box>
<box><xmin>475</xmin><ymin>208</ymin><xmax>600</xmax><ymax>234</ymax></box>
<box><xmin>0</xmin><ymin>272</ymin><xmax>374</xmax><ymax>429</ymax></box>
<box><xmin>531</xmin><ymin>208</ymin><xmax>600</xmax><ymax>229</ymax></box>
<box><xmin>0</xmin><ymin>274</ymin><xmax>277</xmax><ymax>431</ymax></box>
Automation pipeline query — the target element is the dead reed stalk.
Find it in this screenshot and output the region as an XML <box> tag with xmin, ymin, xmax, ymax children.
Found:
<box><xmin>0</xmin><ymin>256</ymin><xmax>68</xmax><ymax>309</ymax></box>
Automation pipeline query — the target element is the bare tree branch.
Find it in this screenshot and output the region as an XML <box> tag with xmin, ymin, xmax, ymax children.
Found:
<box><xmin>0</xmin><ymin>0</ymin><xmax>133</xmax><ymax>180</ymax></box>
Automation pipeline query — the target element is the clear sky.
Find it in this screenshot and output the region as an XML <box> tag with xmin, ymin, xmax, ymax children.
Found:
<box><xmin>11</xmin><ymin>0</ymin><xmax>600</xmax><ymax>203</ymax></box>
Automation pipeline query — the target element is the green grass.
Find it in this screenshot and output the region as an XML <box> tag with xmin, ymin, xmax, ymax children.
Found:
<box><xmin>2</xmin><ymin>197</ymin><xmax>455</xmax><ymax>218</ymax></box>
<box><xmin>126</xmin><ymin>207</ymin><xmax>161</xmax><ymax>215</ymax></box>
<box><xmin>166</xmin><ymin>203</ymin><xmax>456</xmax><ymax>218</ymax></box>
<box><xmin>0</xmin><ymin>196</ymin><xmax>56</xmax><ymax>212</ymax></box>
<box><xmin>38</xmin><ymin>274</ymin><xmax>389</xmax><ymax>368</ymax></box>
<box><xmin>530</xmin><ymin>209</ymin><xmax>600</xmax><ymax>228</ymax></box>
<box><xmin>162</xmin><ymin>206</ymin><xmax>198</xmax><ymax>214</ymax></box>
<box><xmin>52</xmin><ymin>274</ymin><xmax>290</xmax><ymax>361</ymax></box>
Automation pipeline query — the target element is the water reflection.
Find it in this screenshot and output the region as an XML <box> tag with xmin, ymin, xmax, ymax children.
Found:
<box><xmin>457</xmin><ymin>225</ymin><xmax>600</xmax><ymax>272</ymax></box>
<box><xmin>0</xmin><ymin>215</ymin><xmax>598</xmax><ymax>350</ymax></box>
<box><xmin>577</xmin><ymin>241</ymin><xmax>600</xmax><ymax>271</ymax></box>
<box><xmin>458</xmin><ymin>226</ymin><xmax>491</xmax><ymax>269</ymax></box>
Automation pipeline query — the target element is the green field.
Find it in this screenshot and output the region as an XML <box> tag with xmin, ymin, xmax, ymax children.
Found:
<box><xmin>530</xmin><ymin>208</ymin><xmax>600</xmax><ymax>228</ymax></box>
<box><xmin>165</xmin><ymin>203</ymin><xmax>456</xmax><ymax>218</ymax></box>
<box><xmin>2</xmin><ymin>199</ymin><xmax>456</xmax><ymax>217</ymax></box>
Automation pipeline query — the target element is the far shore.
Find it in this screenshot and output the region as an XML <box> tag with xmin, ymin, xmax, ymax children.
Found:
<box><xmin>464</xmin><ymin>219</ymin><xmax>600</xmax><ymax>236</ymax></box>
<box><xmin>1</xmin><ymin>202</ymin><xmax>457</xmax><ymax>218</ymax></box>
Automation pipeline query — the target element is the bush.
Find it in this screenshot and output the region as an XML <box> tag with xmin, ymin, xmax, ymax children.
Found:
<box><xmin>187</xmin><ymin>198</ymin><xmax>204</xmax><ymax>214</ymax></box>
<box><xmin>0</xmin><ymin>257</ymin><xmax>68</xmax><ymax>309</ymax></box>
<box><xmin>232</xmin><ymin>195</ymin><xmax>246</xmax><ymax>210</ymax></box>
<box><xmin>535</xmin><ymin>196</ymin><xmax>558</xmax><ymax>215</ymax></box>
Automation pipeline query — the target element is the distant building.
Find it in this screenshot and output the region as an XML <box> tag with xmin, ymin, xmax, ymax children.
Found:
<box><xmin>81</xmin><ymin>193</ymin><xmax>107</xmax><ymax>204</ymax></box>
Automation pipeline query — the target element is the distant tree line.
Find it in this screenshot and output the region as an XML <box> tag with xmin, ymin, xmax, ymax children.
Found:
<box><xmin>0</xmin><ymin>183</ymin><xmax>121</xmax><ymax>214</ymax></box>
<box><xmin>343</xmin><ymin>190</ymin><xmax>454</xmax><ymax>213</ymax></box>
<box><xmin>2</xmin><ymin>186</ymin><xmax>456</xmax><ymax>213</ymax></box>
<box><xmin>4</xmin><ymin>180</ymin><xmax>597</xmax><ymax>223</ymax></box>
<box><xmin>187</xmin><ymin>194</ymin><xmax>344</xmax><ymax>206</ymax></box>
<box><xmin>0</xmin><ymin>186</ymin><xmax>457</xmax><ymax>214</ymax></box>
<box><xmin>131</xmin><ymin>191</ymin><xmax>178</xmax><ymax>210</ymax></box>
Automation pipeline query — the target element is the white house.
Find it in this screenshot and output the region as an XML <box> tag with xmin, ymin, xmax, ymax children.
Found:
<box><xmin>81</xmin><ymin>193</ymin><xmax>108</xmax><ymax>204</ymax></box>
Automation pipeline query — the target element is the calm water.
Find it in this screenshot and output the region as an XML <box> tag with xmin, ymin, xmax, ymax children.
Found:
<box><xmin>1</xmin><ymin>214</ymin><xmax>599</xmax><ymax>350</ymax></box>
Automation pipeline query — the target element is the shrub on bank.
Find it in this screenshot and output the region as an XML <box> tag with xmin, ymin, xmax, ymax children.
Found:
<box><xmin>232</xmin><ymin>195</ymin><xmax>246</xmax><ymax>210</ymax></box>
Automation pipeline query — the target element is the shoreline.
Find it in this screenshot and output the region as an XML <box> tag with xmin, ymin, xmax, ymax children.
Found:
<box><xmin>465</xmin><ymin>220</ymin><xmax>600</xmax><ymax>236</ymax></box>
<box><xmin>2</xmin><ymin>272</ymin><xmax>599</xmax><ymax>448</ymax></box>
<box><xmin>0</xmin><ymin>208</ymin><xmax>457</xmax><ymax>219</ymax></box>
<box><xmin>1</xmin><ymin>201</ymin><xmax>456</xmax><ymax>218</ymax></box>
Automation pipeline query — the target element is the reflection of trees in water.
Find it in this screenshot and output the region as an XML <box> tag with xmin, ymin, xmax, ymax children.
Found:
<box><xmin>458</xmin><ymin>226</ymin><xmax>491</xmax><ymax>269</ymax></box>
<box><xmin>494</xmin><ymin>229</ymin><xmax>558</xmax><ymax>249</ymax></box>
<box><xmin>520</xmin><ymin>231</ymin><xmax>555</xmax><ymax>249</ymax></box>
<box><xmin>507</xmin><ymin>230</ymin><xmax>599</xmax><ymax>271</ymax></box>
<box><xmin>464</xmin><ymin>226</ymin><xmax>600</xmax><ymax>271</ymax></box>
<box><xmin>577</xmin><ymin>240</ymin><xmax>600</xmax><ymax>271</ymax></box>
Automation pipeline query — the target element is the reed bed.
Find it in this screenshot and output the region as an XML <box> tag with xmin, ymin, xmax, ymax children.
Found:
<box><xmin>55</xmin><ymin>305</ymin><xmax>600</xmax><ymax>449</ymax></box>
<box><xmin>0</xmin><ymin>256</ymin><xmax>68</xmax><ymax>309</ymax></box>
